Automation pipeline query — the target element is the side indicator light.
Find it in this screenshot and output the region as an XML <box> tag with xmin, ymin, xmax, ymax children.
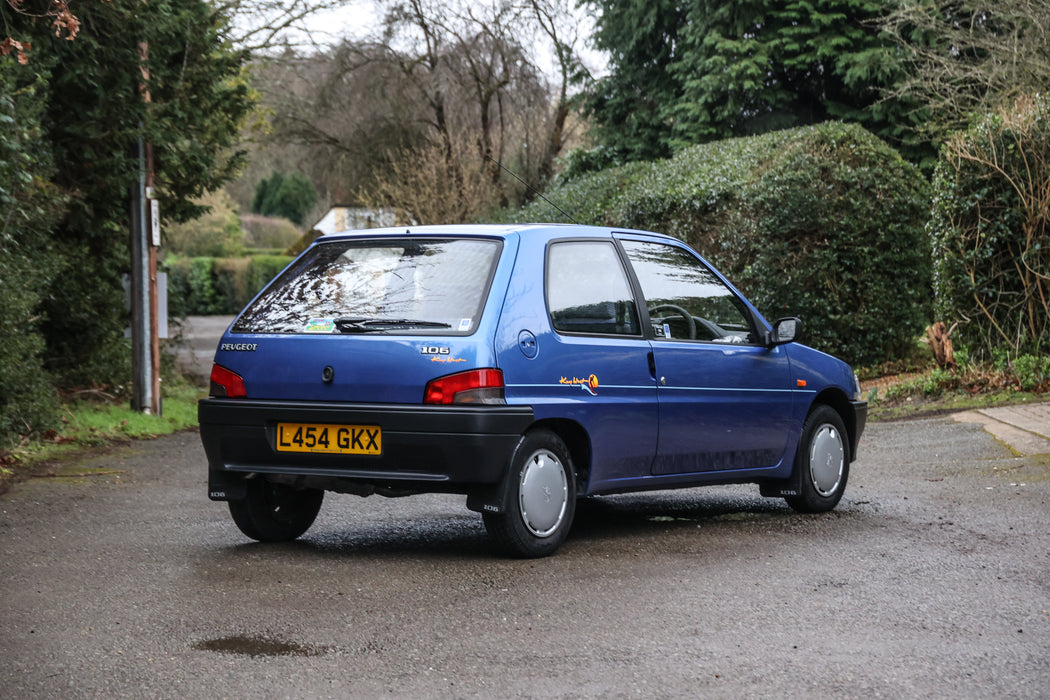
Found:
<box><xmin>797</xmin><ymin>379</ymin><xmax>808</xmax><ymax>388</ymax></box>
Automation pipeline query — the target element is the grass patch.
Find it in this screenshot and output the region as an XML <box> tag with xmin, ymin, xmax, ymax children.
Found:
<box><xmin>58</xmin><ymin>388</ymin><xmax>200</xmax><ymax>442</ymax></box>
<box><xmin>858</xmin><ymin>337</ymin><xmax>1049</xmax><ymax>421</ymax></box>
<box><xmin>867</xmin><ymin>387</ymin><xmax>1045</xmax><ymax>422</ymax></box>
<box><xmin>0</xmin><ymin>380</ymin><xmax>203</xmax><ymax>491</ymax></box>
<box><xmin>862</xmin><ymin>363</ymin><xmax>1048</xmax><ymax>422</ymax></box>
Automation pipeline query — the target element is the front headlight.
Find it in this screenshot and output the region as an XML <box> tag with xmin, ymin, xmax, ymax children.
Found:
<box><xmin>852</xmin><ymin>372</ymin><xmax>863</xmax><ymax>402</ymax></box>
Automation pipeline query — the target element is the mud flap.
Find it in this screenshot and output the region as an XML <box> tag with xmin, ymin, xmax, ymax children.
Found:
<box><xmin>759</xmin><ymin>466</ymin><xmax>802</xmax><ymax>499</ymax></box>
<box><xmin>466</xmin><ymin>482</ymin><xmax>507</xmax><ymax>515</ymax></box>
<box><xmin>208</xmin><ymin>470</ymin><xmax>247</xmax><ymax>501</ymax></box>
<box><xmin>466</xmin><ymin>441</ymin><xmax>522</xmax><ymax>515</ymax></box>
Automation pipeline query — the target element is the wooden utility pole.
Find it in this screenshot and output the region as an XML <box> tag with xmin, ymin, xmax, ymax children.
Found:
<box><xmin>131</xmin><ymin>40</ymin><xmax>161</xmax><ymax>415</ymax></box>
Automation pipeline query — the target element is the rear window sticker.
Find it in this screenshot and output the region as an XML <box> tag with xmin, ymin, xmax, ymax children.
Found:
<box><xmin>304</xmin><ymin>318</ymin><xmax>336</xmax><ymax>333</ymax></box>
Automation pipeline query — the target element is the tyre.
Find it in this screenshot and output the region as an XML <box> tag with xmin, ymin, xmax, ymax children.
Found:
<box><xmin>484</xmin><ymin>430</ymin><xmax>576</xmax><ymax>558</ymax></box>
<box><xmin>228</xmin><ymin>478</ymin><xmax>324</xmax><ymax>542</ymax></box>
<box><xmin>784</xmin><ymin>405</ymin><xmax>849</xmax><ymax>513</ymax></box>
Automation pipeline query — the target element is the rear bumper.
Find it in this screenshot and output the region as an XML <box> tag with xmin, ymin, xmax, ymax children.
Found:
<box><xmin>198</xmin><ymin>398</ymin><xmax>534</xmax><ymax>499</ymax></box>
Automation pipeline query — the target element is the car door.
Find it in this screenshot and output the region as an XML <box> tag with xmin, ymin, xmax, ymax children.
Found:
<box><xmin>618</xmin><ymin>237</ymin><xmax>794</xmax><ymax>475</ymax></box>
<box><xmin>499</xmin><ymin>236</ymin><xmax>659</xmax><ymax>487</ymax></box>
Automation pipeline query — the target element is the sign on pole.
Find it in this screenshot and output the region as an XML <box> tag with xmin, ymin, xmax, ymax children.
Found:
<box><xmin>150</xmin><ymin>197</ymin><xmax>160</xmax><ymax>247</ymax></box>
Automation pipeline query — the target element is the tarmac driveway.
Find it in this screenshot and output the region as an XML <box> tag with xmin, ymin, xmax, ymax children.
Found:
<box><xmin>1</xmin><ymin>405</ymin><xmax>1048</xmax><ymax>697</ymax></box>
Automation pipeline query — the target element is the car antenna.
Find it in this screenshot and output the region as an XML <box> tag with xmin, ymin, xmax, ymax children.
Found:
<box><xmin>485</xmin><ymin>154</ymin><xmax>580</xmax><ymax>225</ymax></box>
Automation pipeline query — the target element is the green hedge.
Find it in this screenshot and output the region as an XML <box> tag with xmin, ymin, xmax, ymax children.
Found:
<box><xmin>506</xmin><ymin>122</ymin><xmax>931</xmax><ymax>368</ymax></box>
<box><xmin>930</xmin><ymin>95</ymin><xmax>1050</xmax><ymax>360</ymax></box>
<box><xmin>0</xmin><ymin>66</ymin><xmax>65</xmax><ymax>448</ymax></box>
<box><xmin>165</xmin><ymin>254</ymin><xmax>293</xmax><ymax>316</ymax></box>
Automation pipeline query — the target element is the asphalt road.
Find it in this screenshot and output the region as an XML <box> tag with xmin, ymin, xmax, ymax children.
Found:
<box><xmin>171</xmin><ymin>315</ymin><xmax>235</xmax><ymax>383</ymax></box>
<box><xmin>1</xmin><ymin>415</ymin><xmax>1048</xmax><ymax>698</ymax></box>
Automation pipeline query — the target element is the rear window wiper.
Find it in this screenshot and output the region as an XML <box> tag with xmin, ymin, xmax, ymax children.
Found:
<box><xmin>334</xmin><ymin>317</ymin><xmax>452</xmax><ymax>333</ymax></box>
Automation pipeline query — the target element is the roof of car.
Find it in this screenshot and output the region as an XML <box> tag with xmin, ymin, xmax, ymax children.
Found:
<box><xmin>320</xmin><ymin>223</ymin><xmax>672</xmax><ymax>241</ymax></box>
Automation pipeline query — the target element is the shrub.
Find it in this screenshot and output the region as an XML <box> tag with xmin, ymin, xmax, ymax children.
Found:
<box><xmin>188</xmin><ymin>257</ymin><xmax>224</xmax><ymax>314</ymax></box>
<box><xmin>555</xmin><ymin>145</ymin><xmax>632</xmax><ymax>184</ymax></box>
<box><xmin>883</xmin><ymin>368</ymin><xmax>961</xmax><ymax>402</ymax></box>
<box><xmin>164</xmin><ymin>259</ymin><xmax>189</xmax><ymax>318</ymax></box>
<box><xmin>0</xmin><ymin>66</ymin><xmax>65</xmax><ymax>448</ymax></box>
<box><xmin>246</xmin><ymin>256</ymin><xmax>293</xmax><ymax>300</ymax></box>
<box><xmin>930</xmin><ymin>95</ymin><xmax>1050</xmax><ymax>360</ymax></box>
<box><xmin>505</xmin><ymin>122</ymin><xmax>931</xmax><ymax>367</ymax></box>
<box><xmin>163</xmin><ymin>189</ymin><xmax>245</xmax><ymax>257</ymax></box>
<box><xmin>1012</xmin><ymin>355</ymin><xmax>1050</xmax><ymax>391</ymax></box>
<box><xmin>165</xmin><ymin>257</ymin><xmax>226</xmax><ymax>316</ymax></box>
<box><xmin>240</xmin><ymin>214</ymin><xmax>301</xmax><ymax>250</ymax></box>
<box><xmin>213</xmin><ymin>258</ymin><xmax>251</xmax><ymax>313</ymax></box>
<box><xmin>252</xmin><ymin>171</ymin><xmax>317</xmax><ymax>225</ymax></box>
<box><xmin>165</xmin><ymin>254</ymin><xmax>293</xmax><ymax>316</ymax></box>
<box><xmin>285</xmin><ymin>228</ymin><xmax>324</xmax><ymax>257</ymax></box>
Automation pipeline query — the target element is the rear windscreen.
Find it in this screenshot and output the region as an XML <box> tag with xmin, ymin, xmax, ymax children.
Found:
<box><xmin>233</xmin><ymin>238</ymin><xmax>503</xmax><ymax>335</ymax></box>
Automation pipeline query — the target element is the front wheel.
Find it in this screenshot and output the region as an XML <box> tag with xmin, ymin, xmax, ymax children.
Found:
<box><xmin>228</xmin><ymin>479</ymin><xmax>324</xmax><ymax>542</ymax></box>
<box><xmin>484</xmin><ymin>430</ymin><xmax>576</xmax><ymax>558</ymax></box>
<box><xmin>784</xmin><ymin>405</ymin><xmax>849</xmax><ymax>513</ymax></box>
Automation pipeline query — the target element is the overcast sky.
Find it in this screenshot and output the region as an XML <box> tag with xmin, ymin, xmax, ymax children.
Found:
<box><xmin>239</xmin><ymin>0</ymin><xmax>606</xmax><ymax>79</ymax></box>
<box><xmin>300</xmin><ymin>1</ymin><xmax>380</xmax><ymax>43</ymax></box>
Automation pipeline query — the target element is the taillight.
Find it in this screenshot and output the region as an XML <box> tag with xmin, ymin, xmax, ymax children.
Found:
<box><xmin>210</xmin><ymin>364</ymin><xmax>246</xmax><ymax>398</ymax></box>
<box><xmin>423</xmin><ymin>368</ymin><xmax>505</xmax><ymax>405</ymax></box>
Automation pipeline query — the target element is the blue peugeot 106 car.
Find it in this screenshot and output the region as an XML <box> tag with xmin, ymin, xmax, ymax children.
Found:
<box><xmin>199</xmin><ymin>224</ymin><xmax>867</xmax><ymax>557</ymax></box>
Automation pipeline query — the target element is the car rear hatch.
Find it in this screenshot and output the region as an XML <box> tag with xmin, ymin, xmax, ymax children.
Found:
<box><xmin>210</xmin><ymin>234</ymin><xmax>507</xmax><ymax>404</ymax></box>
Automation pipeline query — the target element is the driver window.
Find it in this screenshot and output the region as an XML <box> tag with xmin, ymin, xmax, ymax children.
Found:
<box><xmin>620</xmin><ymin>240</ymin><xmax>757</xmax><ymax>343</ymax></box>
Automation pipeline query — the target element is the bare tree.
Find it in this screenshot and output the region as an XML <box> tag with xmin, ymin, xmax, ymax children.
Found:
<box><xmin>216</xmin><ymin>0</ymin><xmax>354</xmax><ymax>52</ymax></box>
<box><xmin>881</xmin><ymin>0</ymin><xmax>1050</xmax><ymax>137</ymax></box>
<box><xmin>251</xmin><ymin>45</ymin><xmax>425</xmax><ymax>206</ymax></box>
<box><xmin>525</xmin><ymin>0</ymin><xmax>588</xmax><ymax>185</ymax></box>
<box><xmin>364</xmin><ymin>0</ymin><xmax>587</xmax><ymax>219</ymax></box>
<box><xmin>237</xmin><ymin>0</ymin><xmax>588</xmax><ymax>225</ymax></box>
<box><xmin>367</xmin><ymin>127</ymin><xmax>504</xmax><ymax>225</ymax></box>
<box><xmin>936</xmin><ymin>95</ymin><xmax>1050</xmax><ymax>355</ymax></box>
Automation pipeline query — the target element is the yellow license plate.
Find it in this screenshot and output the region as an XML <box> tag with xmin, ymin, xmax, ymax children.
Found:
<box><xmin>275</xmin><ymin>422</ymin><xmax>381</xmax><ymax>455</ymax></box>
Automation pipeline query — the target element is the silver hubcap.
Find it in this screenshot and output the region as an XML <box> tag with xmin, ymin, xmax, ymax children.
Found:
<box><xmin>519</xmin><ymin>449</ymin><xmax>568</xmax><ymax>538</ymax></box>
<box><xmin>809</xmin><ymin>424</ymin><xmax>845</xmax><ymax>497</ymax></box>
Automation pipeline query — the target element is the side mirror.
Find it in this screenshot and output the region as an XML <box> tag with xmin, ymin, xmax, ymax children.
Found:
<box><xmin>768</xmin><ymin>317</ymin><xmax>801</xmax><ymax>346</ymax></box>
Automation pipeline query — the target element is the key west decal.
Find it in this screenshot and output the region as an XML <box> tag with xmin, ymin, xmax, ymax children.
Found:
<box><xmin>559</xmin><ymin>374</ymin><xmax>599</xmax><ymax>396</ymax></box>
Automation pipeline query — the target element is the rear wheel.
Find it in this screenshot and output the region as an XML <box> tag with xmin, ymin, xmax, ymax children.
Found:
<box><xmin>484</xmin><ymin>430</ymin><xmax>576</xmax><ymax>558</ymax></box>
<box><xmin>228</xmin><ymin>479</ymin><xmax>324</xmax><ymax>542</ymax></box>
<box><xmin>784</xmin><ymin>405</ymin><xmax>849</xmax><ymax>513</ymax></box>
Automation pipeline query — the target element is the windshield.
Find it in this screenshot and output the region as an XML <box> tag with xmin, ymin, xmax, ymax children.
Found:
<box><xmin>233</xmin><ymin>237</ymin><xmax>503</xmax><ymax>334</ymax></box>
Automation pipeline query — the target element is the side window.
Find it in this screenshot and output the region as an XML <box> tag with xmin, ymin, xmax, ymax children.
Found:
<box><xmin>547</xmin><ymin>241</ymin><xmax>640</xmax><ymax>336</ymax></box>
<box><xmin>621</xmin><ymin>240</ymin><xmax>757</xmax><ymax>344</ymax></box>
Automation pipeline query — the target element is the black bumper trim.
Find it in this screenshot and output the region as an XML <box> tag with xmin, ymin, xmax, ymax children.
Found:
<box><xmin>199</xmin><ymin>398</ymin><xmax>534</xmax><ymax>494</ymax></box>
<box><xmin>223</xmin><ymin>463</ymin><xmax>451</xmax><ymax>482</ymax></box>
<box><xmin>850</xmin><ymin>399</ymin><xmax>868</xmax><ymax>461</ymax></box>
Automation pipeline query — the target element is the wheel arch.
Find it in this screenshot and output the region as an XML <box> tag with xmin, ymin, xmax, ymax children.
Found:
<box><xmin>465</xmin><ymin>417</ymin><xmax>591</xmax><ymax>516</ymax></box>
<box><xmin>528</xmin><ymin>417</ymin><xmax>591</xmax><ymax>493</ymax></box>
<box><xmin>810</xmin><ymin>388</ymin><xmax>858</xmax><ymax>462</ymax></box>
